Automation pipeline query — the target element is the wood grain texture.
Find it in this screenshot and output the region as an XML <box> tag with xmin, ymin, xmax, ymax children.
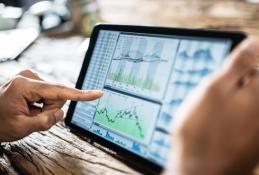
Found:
<box><xmin>0</xmin><ymin>123</ymin><xmax>140</xmax><ymax>175</ymax></box>
<box><xmin>1</xmin><ymin>0</ymin><xmax>259</xmax><ymax>174</ymax></box>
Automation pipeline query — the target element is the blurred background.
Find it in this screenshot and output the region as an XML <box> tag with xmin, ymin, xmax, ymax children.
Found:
<box><xmin>0</xmin><ymin>0</ymin><xmax>259</xmax><ymax>86</ymax></box>
<box><xmin>1</xmin><ymin>0</ymin><xmax>259</xmax><ymax>36</ymax></box>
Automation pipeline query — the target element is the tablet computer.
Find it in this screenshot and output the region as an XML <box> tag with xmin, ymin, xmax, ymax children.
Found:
<box><xmin>65</xmin><ymin>24</ymin><xmax>246</xmax><ymax>174</ymax></box>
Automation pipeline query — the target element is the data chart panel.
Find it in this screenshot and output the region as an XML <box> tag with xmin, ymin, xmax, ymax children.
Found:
<box><xmin>105</xmin><ymin>34</ymin><xmax>179</xmax><ymax>101</ymax></box>
<box><xmin>94</xmin><ymin>90</ymin><xmax>160</xmax><ymax>144</ymax></box>
<box><xmin>158</xmin><ymin>39</ymin><xmax>230</xmax><ymax>133</ymax></box>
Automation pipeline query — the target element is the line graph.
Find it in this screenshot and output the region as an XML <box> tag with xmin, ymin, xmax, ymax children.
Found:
<box><xmin>170</xmin><ymin>98</ymin><xmax>183</xmax><ymax>106</ymax></box>
<box><xmin>106</xmin><ymin>34</ymin><xmax>179</xmax><ymax>101</ymax></box>
<box><xmin>132</xmin><ymin>142</ymin><xmax>143</xmax><ymax>154</ymax></box>
<box><xmin>112</xmin><ymin>50</ymin><xmax>168</xmax><ymax>63</ymax></box>
<box><xmin>96</xmin><ymin>106</ymin><xmax>144</xmax><ymax>138</ymax></box>
<box><xmin>174</xmin><ymin>68</ymin><xmax>211</xmax><ymax>76</ymax></box>
<box><xmin>173</xmin><ymin>80</ymin><xmax>198</xmax><ymax>88</ymax></box>
<box><xmin>91</xmin><ymin>125</ymin><xmax>107</xmax><ymax>137</ymax></box>
<box><xmin>178</xmin><ymin>48</ymin><xmax>214</xmax><ymax>62</ymax></box>
<box><xmin>156</xmin><ymin>111</ymin><xmax>174</xmax><ymax>133</ymax></box>
<box><xmin>94</xmin><ymin>90</ymin><xmax>160</xmax><ymax>144</ymax></box>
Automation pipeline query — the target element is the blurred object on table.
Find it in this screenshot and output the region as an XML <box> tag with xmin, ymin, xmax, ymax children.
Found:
<box><xmin>0</xmin><ymin>36</ymin><xmax>86</xmax><ymax>86</ymax></box>
<box><xmin>0</xmin><ymin>2</ymin><xmax>39</xmax><ymax>63</ymax></box>
<box><xmin>0</xmin><ymin>0</ymin><xmax>102</xmax><ymax>36</ymax></box>
<box><xmin>0</xmin><ymin>3</ymin><xmax>23</xmax><ymax>30</ymax></box>
<box><xmin>0</xmin><ymin>0</ymin><xmax>43</xmax><ymax>9</ymax></box>
<box><xmin>0</xmin><ymin>0</ymin><xmax>70</xmax><ymax>32</ymax></box>
<box><xmin>0</xmin><ymin>28</ymin><xmax>39</xmax><ymax>62</ymax></box>
<box><xmin>28</xmin><ymin>0</ymin><xmax>70</xmax><ymax>32</ymax></box>
<box><xmin>67</xmin><ymin>0</ymin><xmax>101</xmax><ymax>36</ymax></box>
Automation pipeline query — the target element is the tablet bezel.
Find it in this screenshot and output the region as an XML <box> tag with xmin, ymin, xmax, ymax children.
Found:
<box><xmin>65</xmin><ymin>24</ymin><xmax>246</xmax><ymax>174</ymax></box>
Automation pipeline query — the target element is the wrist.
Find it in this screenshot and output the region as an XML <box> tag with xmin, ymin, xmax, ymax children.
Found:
<box><xmin>179</xmin><ymin>141</ymin><xmax>228</xmax><ymax>175</ymax></box>
<box><xmin>179</xmin><ymin>142</ymin><xmax>256</xmax><ymax>175</ymax></box>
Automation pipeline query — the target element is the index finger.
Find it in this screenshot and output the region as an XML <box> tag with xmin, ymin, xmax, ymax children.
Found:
<box><xmin>30</xmin><ymin>80</ymin><xmax>103</xmax><ymax>101</ymax></box>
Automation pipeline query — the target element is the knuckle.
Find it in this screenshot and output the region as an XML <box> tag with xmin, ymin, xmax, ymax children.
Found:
<box><xmin>17</xmin><ymin>69</ymin><xmax>43</xmax><ymax>81</ymax></box>
<box><xmin>40</xmin><ymin>116</ymin><xmax>55</xmax><ymax>131</ymax></box>
<box><xmin>13</xmin><ymin>117</ymin><xmax>32</xmax><ymax>135</ymax></box>
<box><xmin>10</xmin><ymin>122</ymin><xmax>27</xmax><ymax>138</ymax></box>
<box><xmin>36</xmin><ymin>83</ymin><xmax>45</xmax><ymax>91</ymax></box>
<box><xmin>40</xmin><ymin>123</ymin><xmax>51</xmax><ymax>131</ymax></box>
<box><xmin>19</xmin><ymin>69</ymin><xmax>34</xmax><ymax>76</ymax></box>
<box><xmin>10</xmin><ymin>122</ymin><xmax>20</xmax><ymax>133</ymax></box>
<box><xmin>237</xmin><ymin>49</ymin><xmax>253</xmax><ymax>67</ymax></box>
<box><xmin>55</xmin><ymin>84</ymin><xmax>66</xmax><ymax>90</ymax></box>
<box><xmin>234</xmin><ymin>48</ymin><xmax>255</xmax><ymax>70</ymax></box>
<box><xmin>10</xmin><ymin>76</ymin><xmax>26</xmax><ymax>88</ymax></box>
<box><xmin>54</xmin><ymin>84</ymin><xmax>67</xmax><ymax>99</ymax></box>
<box><xmin>73</xmin><ymin>94</ymin><xmax>81</xmax><ymax>100</ymax></box>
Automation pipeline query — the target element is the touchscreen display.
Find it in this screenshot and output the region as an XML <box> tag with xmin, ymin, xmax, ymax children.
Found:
<box><xmin>71</xmin><ymin>30</ymin><xmax>232</xmax><ymax>166</ymax></box>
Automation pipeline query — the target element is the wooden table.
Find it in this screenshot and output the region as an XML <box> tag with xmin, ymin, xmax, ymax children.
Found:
<box><xmin>1</xmin><ymin>0</ymin><xmax>259</xmax><ymax>174</ymax></box>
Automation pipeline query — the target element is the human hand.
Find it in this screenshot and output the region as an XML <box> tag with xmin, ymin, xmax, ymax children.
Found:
<box><xmin>165</xmin><ymin>37</ymin><xmax>259</xmax><ymax>175</ymax></box>
<box><xmin>0</xmin><ymin>70</ymin><xmax>103</xmax><ymax>142</ymax></box>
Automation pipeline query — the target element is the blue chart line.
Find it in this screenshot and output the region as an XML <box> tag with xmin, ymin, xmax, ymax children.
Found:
<box><xmin>173</xmin><ymin>81</ymin><xmax>197</xmax><ymax>88</ymax></box>
<box><xmin>150</xmin><ymin>151</ymin><xmax>166</xmax><ymax>161</ymax></box>
<box><xmin>93</xmin><ymin>129</ymin><xmax>103</xmax><ymax>136</ymax></box>
<box><xmin>178</xmin><ymin>48</ymin><xmax>214</xmax><ymax>62</ymax></box>
<box><xmin>150</xmin><ymin>137</ymin><xmax>171</xmax><ymax>162</ymax></box>
<box><xmin>106</xmin><ymin>132</ymin><xmax>114</xmax><ymax>141</ymax></box>
<box><xmin>115</xmin><ymin>140</ymin><xmax>127</xmax><ymax>147</ymax></box>
<box><xmin>174</xmin><ymin>68</ymin><xmax>211</xmax><ymax>76</ymax></box>
<box><xmin>132</xmin><ymin>142</ymin><xmax>141</xmax><ymax>153</ymax></box>
<box><xmin>154</xmin><ymin>138</ymin><xmax>171</xmax><ymax>149</ymax></box>
<box><xmin>170</xmin><ymin>99</ymin><xmax>183</xmax><ymax>106</ymax></box>
<box><xmin>160</xmin><ymin>112</ymin><xmax>173</xmax><ymax>124</ymax></box>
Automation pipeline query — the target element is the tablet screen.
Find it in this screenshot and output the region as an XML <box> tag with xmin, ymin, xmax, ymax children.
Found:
<box><xmin>71</xmin><ymin>30</ymin><xmax>232</xmax><ymax>166</ymax></box>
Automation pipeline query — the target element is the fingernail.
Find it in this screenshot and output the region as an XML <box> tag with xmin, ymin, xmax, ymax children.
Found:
<box><xmin>54</xmin><ymin>109</ymin><xmax>64</xmax><ymax>121</ymax></box>
<box><xmin>92</xmin><ymin>90</ymin><xmax>104</xmax><ymax>96</ymax></box>
<box><xmin>82</xmin><ymin>90</ymin><xmax>104</xmax><ymax>96</ymax></box>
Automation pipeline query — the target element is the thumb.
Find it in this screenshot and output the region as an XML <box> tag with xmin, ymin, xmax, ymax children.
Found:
<box><xmin>222</xmin><ymin>36</ymin><xmax>259</xmax><ymax>85</ymax></box>
<box><xmin>24</xmin><ymin>108</ymin><xmax>64</xmax><ymax>132</ymax></box>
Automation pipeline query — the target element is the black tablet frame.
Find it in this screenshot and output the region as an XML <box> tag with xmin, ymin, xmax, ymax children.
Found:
<box><xmin>65</xmin><ymin>24</ymin><xmax>246</xmax><ymax>174</ymax></box>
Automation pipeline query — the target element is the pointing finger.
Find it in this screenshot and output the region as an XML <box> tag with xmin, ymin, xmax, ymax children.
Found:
<box><xmin>30</xmin><ymin>80</ymin><xmax>103</xmax><ymax>101</ymax></box>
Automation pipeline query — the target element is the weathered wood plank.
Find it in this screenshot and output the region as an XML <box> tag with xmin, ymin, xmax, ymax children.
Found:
<box><xmin>0</xmin><ymin>123</ymin><xmax>140</xmax><ymax>175</ymax></box>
